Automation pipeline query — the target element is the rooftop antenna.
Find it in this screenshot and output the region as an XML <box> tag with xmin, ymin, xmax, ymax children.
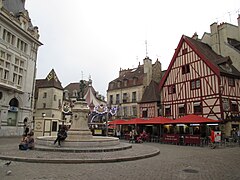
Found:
<box><xmin>81</xmin><ymin>71</ymin><xmax>84</xmax><ymax>80</ymax></box>
<box><xmin>228</xmin><ymin>12</ymin><xmax>231</xmax><ymax>22</ymax></box>
<box><xmin>145</xmin><ymin>40</ymin><xmax>148</xmax><ymax>58</ymax></box>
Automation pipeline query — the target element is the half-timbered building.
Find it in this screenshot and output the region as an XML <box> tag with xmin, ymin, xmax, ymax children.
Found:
<box><xmin>159</xmin><ymin>35</ymin><xmax>240</xmax><ymax>136</ymax></box>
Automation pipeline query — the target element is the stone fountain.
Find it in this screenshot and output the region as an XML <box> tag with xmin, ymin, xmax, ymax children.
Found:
<box><xmin>36</xmin><ymin>80</ymin><xmax>122</xmax><ymax>150</ymax></box>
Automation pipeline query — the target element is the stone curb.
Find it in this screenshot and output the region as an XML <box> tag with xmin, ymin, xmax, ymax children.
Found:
<box><xmin>34</xmin><ymin>143</ymin><xmax>132</xmax><ymax>153</ymax></box>
<box><xmin>0</xmin><ymin>149</ymin><xmax>160</xmax><ymax>164</ymax></box>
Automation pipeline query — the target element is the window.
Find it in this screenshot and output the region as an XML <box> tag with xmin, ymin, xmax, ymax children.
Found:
<box><xmin>231</xmin><ymin>101</ymin><xmax>238</xmax><ymax>112</ymax></box>
<box><xmin>0</xmin><ymin>51</ymin><xmax>5</xmax><ymax>58</ymax></box>
<box><xmin>13</xmin><ymin>73</ymin><xmax>17</xmax><ymax>83</ymax></box>
<box><xmin>228</xmin><ymin>78</ymin><xmax>235</xmax><ymax>87</ymax></box>
<box><xmin>6</xmin><ymin>54</ymin><xmax>11</xmax><ymax>61</ymax></box>
<box><xmin>182</xmin><ymin>64</ymin><xmax>190</xmax><ymax>74</ymax></box>
<box><xmin>17</xmin><ymin>39</ymin><xmax>28</xmax><ymax>52</ymax></box>
<box><xmin>7</xmin><ymin>118</ymin><xmax>16</xmax><ymax>126</ymax></box>
<box><xmin>123</xmin><ymin>107</ymin><xmax>128</xmax><ymax>117</ymax></box>
<box><xmin>190</xmin><ymin>79</ymin><xmax>201</xmax><ymax>90</ymax></box>
<box><xmin>123</xmin><ymin>79</ymin><xmax>128</xmax><ymax>87</ymax></box>
<box><xmin>4</xmin><ymin>70</ymin><xmax>9</xmax><ymax>80</ymax></box>
<box><xmin>17</xmin><ymin>75</ymin><xmax>22</xmax><ymax>85</ymax></box>
<box><xmin>165</xmin><ymin>106</ymin><xmax>171</xmax><ymax>116</ymax></box>
<box><xmin>182</xmin><ymin>48</ymin><xmax>188</xmax><ymax>55</ymax></box>
<box><xmin>3</xmin><ymin>29</ymin><xmax>15</xmax><ymax>45</ymax></box>
<box><xmin>194</xmin><ymin>102</ymin><xmax>202</xmax><ymax>114</ymax></box>
<box><xmin>54</xmin><ymin>95</ymin><xmax>57</xmax><ymax>101</ymax></box>
<box><xmin>132</xmin><ymin>106</ymin><xmax>137</xmax><ymax>117</ymax></box>
<box><xmin>178</xmin><ymin>104</ymin><xmax>185</xmax><ymax>115</ymax></box>
<box><xmin>43</xmin><ymin>103</ymin><xmax>46</xmax><ymax>108</ymax></box>
<box><xmin>117</xmin><ymin>81</ymin><xmax>121</xmax><ymax>88</ymax></box>
<box><xmin>168</xmin><ymin>85</ymin><xmax>176</xmax><ymax>94</ymax></box>
<box><xmin>142</xmin><ymin>109</ymin><xmax>148</xmax><ymax>118</ymax></box>
<box><xmin>109</xmin><ymin>95</ymin><xmax>113</xmax><ymax>104</ymax></box>
<box><xmin>133</xmin><ymin>77</ymin><xmax>138</xmax><ymax>85</ymax></box>
<box><xmin>52</xmin><ymin>122</ymin><xmax>57</xmax><ymax>132</ymax></box>
<box><xmin>123</xmin><ymin>93</ymin><xmax>128</xmax><ymax>103</ymax></box>
<box><xmin>116</xmin><ymin>94</ymin><xmax>120</xmax><ymax>104</ymax></box>
<box><xmin>132</xmin><ymin>92</ymin><xmax>136</xmax><ymax>102</ymax></box>
<box><xmin>43</xmin><ymin>92</ymin><xmax>47</xmax><ymax>98</ymax></box>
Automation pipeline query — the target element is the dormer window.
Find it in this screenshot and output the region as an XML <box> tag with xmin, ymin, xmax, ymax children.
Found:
<box><xmin>123</xmin><ymin>79</ymin><xmax>128</xmax><ymax>87</ymax></box>
<box><xmin>117</xmin><ymin>81</ymin><xmax>121</xmax><ymax>88</ymax></box>
<box><xmin>110</xmin><ymin>82</ymin><xmax>114</xmax><ymax>89</ymax></box>
<box><xmin>133</xmin><ymin>77</ymin><xmax>138</xmax><ymax>85</ymax></box>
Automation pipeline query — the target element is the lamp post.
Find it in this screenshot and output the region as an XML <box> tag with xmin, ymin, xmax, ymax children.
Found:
<box><xmin>42</xmin><ymin>113</ymin><xmax>46</xmax><ymax>136</ymax></box>
<box><xmin>106</xmin><ymin>105</ymin><xmax>110</xmax><ymax>136</ymax></box>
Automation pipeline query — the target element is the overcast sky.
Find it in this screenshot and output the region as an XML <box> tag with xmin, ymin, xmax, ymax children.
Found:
<box><xmin>25</xmin><ymin>0</ymin><xmax>240</xmax><ymax>97</ymax></box>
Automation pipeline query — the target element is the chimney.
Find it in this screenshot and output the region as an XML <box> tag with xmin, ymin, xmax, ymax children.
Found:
<box><xmin>192</xmin><ymin>32</ymin><xmax>198</xmax><ymax>40</ymax></box>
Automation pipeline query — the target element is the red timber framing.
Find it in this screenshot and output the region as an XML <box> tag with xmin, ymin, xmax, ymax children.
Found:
<box><xmin>159</xmin><ymin>35</ymin><xmax>240</xmax><ymax>122</ymax></box>
<box><xmin>139</xmin><ymin>102</ymin><xmax>158</xmax><ymax>118</ymax></box>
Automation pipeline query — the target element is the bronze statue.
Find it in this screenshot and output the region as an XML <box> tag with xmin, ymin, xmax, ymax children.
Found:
<box><xmin>77</xmin><ymin>80</ymin><xmax>86</xmax><ymax>101</ymax></box>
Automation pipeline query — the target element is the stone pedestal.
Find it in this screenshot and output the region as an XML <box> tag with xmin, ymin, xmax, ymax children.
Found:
<box><xmin>67</xmin><ymin>100</ymin><xmax>93</xmax><ymax>140</ymax></box>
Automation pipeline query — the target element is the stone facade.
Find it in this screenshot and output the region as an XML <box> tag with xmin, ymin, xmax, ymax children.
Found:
<box><xmin>201</xmin><ymin>15</ymin><xmax>240</xmax><ymax>71</ymax></box>
<box><xmin>33</xmin><ymin>69</ymin><xmax>64</xmax><ymax>137</ymax></box>
<box><xmin>0</xmin><ymin>0</ymin><xmax>42</xmax><ymax>136</ymax></box>
<box><xmin>107</xmin><ymin>57</ymin><xmax>162</xmax><ymax>119</ymax></box>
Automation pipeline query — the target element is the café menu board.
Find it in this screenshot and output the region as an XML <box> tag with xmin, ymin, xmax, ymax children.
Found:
<box><xmin>184</xmin><ymin>135</ymin><xmax>200</xmax><ymax>145</ymax></box>
<box><xmin>162</xmin><ymin>134</ymin><xmax>180</xmax><ymax>143</ymax></box>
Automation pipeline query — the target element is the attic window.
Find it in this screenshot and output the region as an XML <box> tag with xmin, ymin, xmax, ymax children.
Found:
<box><xmin>123</xmin><ymin>79</ymin><xmax>128</xmax><ymax>87</ymax></box>
<box><xmin>117</xmin><ymin>81</ymin><xmax>121</xmax><ymax>88</ymax></box>
<box><xmin>182</xmin><ymin>48</ymin><xmax>188</xmax><ymax>55</ymax></box>
<box><xmin>182</xmin><ymin>64</ymin><xmax>190</xmax><ymax>74</ymax></box>
<box><xmin>168</xmin><ymin>85</ymin><xmax>176</xmax><ymax>94</ymax></box>
<box><xmin>133</xmin><ymin>77</ymin><xmax>138</xmax><ymax>85</ymax></box>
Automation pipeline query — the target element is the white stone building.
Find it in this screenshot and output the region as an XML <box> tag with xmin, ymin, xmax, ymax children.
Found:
<box><xmin>201</xmin><ymin>15</ymin><xmax>240</xmax><ymax>70</ymax></box>
<box><xmin>0</xmin><ymin>0</ymin><xmax>42</xmax><ymax>136</ymax></box>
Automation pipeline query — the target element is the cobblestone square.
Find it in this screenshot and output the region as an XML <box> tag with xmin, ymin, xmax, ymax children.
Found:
<box><xmin>0</xmin><ymin>137</ymin><xmax>239</xmax><ymax>180</ymax></box>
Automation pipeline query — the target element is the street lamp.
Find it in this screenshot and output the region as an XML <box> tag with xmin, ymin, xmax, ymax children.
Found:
<box><xmin>42</xmin><ymin>113</ymin><xmax>46</xmax><ymax>136</ymax></box>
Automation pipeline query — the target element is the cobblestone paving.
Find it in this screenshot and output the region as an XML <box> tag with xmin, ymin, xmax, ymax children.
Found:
<box><xmin>0</xmin><ymin>137</ymin><xmax>239</xmax><ymax>180</ymax></box>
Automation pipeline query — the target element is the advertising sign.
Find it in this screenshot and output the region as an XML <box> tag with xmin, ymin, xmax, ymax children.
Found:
<box><xmin>214</xmin><ymin>131</ymin><xmax>221</xmax><ymax>142</ymax></box>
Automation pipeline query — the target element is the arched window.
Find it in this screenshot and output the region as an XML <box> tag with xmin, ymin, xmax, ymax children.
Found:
<box><xmin>9</xmin><ymin>98</ymin><xmax>19</xmax><ymax>107</ymax></box>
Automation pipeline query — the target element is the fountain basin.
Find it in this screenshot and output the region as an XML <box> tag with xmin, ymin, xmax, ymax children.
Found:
<box><xmin>36</xmin><ymin>136</ymin><xmax>120</xmax><ymax>148</ymax></box>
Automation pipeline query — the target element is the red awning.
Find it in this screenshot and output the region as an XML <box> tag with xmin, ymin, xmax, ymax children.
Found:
<box><xmin>108</xmin><ymin>119</ymin><xmax>127</xmax><ymax>125</ymax></box>
<box><xmin>138</xmin><ymin>116</ymin><xmax>173</xmax><ymax>124</ymax></box>
<box><xmin>120</xmin><ymin>118</ymin><xmax>148</xmax><ymax>125</ymax></box>
<box><xmin>172</xmin><ymin>114</ymin><xmax>220</xmax><ymax>124</ymax></box>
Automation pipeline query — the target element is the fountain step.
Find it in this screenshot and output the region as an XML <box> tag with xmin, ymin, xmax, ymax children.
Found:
<box><xmin>35</xmin><ymin>142</ymin><xmax>132</xmax><ymax>153</ymax></box>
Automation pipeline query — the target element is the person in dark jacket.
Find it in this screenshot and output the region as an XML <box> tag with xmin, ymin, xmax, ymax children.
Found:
<box><xmin>54</xmin><ymin>125</ymin><xmax>67</xmax><ymax>147</ymax></box>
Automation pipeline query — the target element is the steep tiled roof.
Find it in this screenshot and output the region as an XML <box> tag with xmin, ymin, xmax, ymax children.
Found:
<box><xmin>108</xmin><ymin>65</ymin><xmax>144</xmax><ymax>91</ymax></box>
<box><xmin>3</xmin><ymin>0</ymin><xmax>25</xmax><ymax>16</ymax></box>
<box><xmin>160</xmin><ymin>35</ymin><xmax>240</xmax><ymax>89</ymax></box>
<box><xmin>64</xmin><ymin>81</ymin><xmax>89</xmax><ymax>98</ymax></box>
<box><xmin>140</xmin><ymin>80</ymin><xmax>160</xmax><ymax>103</ymax></box>
<box><xmin>186</xmin><ymin>36</ymin><xmax>240</xmax><ymax>77</ymax></box>
<box><xmin>35</xmin><ymin>69</ymin><xmax>63</xmax><ymax>98</ymax></box>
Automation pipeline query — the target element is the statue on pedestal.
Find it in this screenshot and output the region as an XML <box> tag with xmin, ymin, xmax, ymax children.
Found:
<box><xmin>77</xmin><ymin>80</ymin><xmax>86</xmax><ymax>101</ymax></box>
